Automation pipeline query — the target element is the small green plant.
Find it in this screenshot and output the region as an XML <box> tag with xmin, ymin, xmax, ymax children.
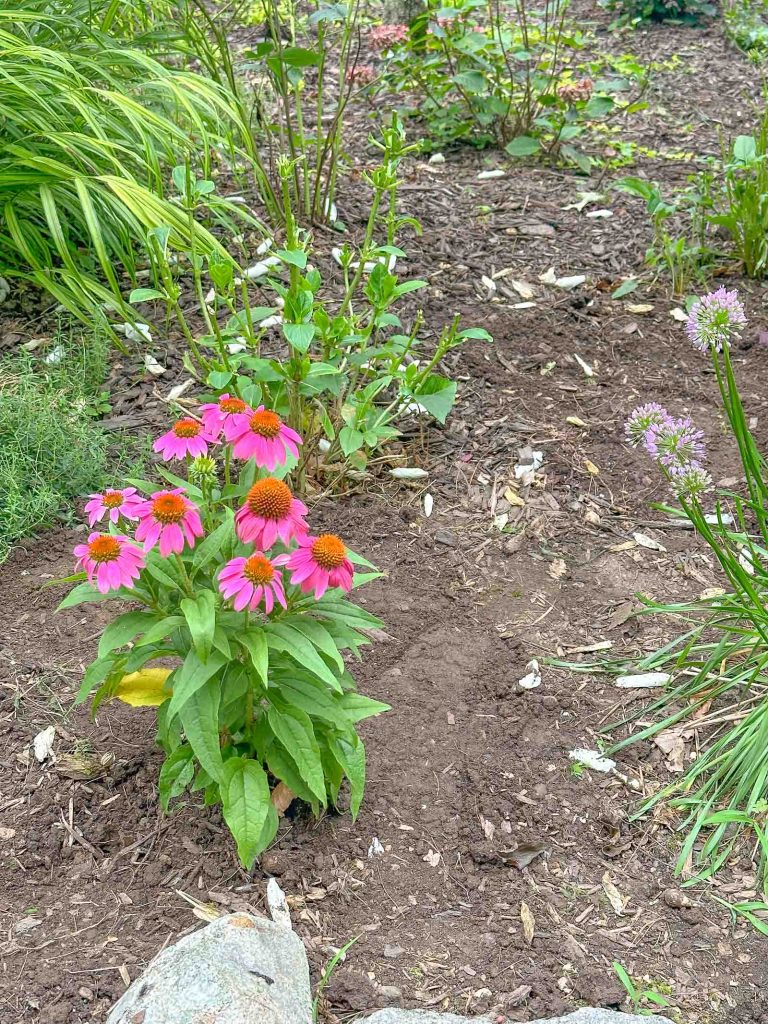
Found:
<box><xmin>709</xmin><ymin>130</ymin><xmax>768</xmax><ymax>278</ymax></box>
<box><xmin>724</xmin><ymin>0</ymin><xmax>768</xmax><ymax>54</ymax></box>
<box><xmin>312</xmin><ymin>936</ymin><xmax>359</xmax><ymax>1021</ymax></box>
<box><xmin>65</xmin><ymin>400</ymin><xmax>388</xmax><ymax>868</ymax></box>
<box><xmin>612</xmin><ymin>963</ymin><xmax>674</xmax><ymax>1017</ymax></box>
<box><xmin>614</xmin><ymin>176</ymin><xmax>712</xmax><ymax>294</ymax></box>
<box><xmin>128</xmin><ymin>116</ymin><xmax>492</xmax><ymax>481</ymax></box>
<box><xmin>372</xmin><ymin>0</ymin><xmax>648</xmax><ymax>169</ymax></box>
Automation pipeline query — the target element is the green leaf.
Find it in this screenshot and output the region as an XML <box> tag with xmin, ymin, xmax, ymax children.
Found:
<box><xmin>452</xmin><ymin>70</ymin><xmax>487</xmax><ymax>93</ymax></box>
<box><xmin>167</xmin><ymin>650</ymin><xmax>226</xmax><ymax>719</ymax></box>
<box><xmin>611</xmin><ymin>279</ymin><xmax>639</xmax><ymax>299</ymax></box>
<box><xmin>330</xmin><ymin>733</ymin><xmax>366</xmax><ymax>818</ymax></box>
<box><xmin>266</xmin><ymin>623</ymin><xmax>342</xmax><ymax>690</ymax></box>
<box><xmin>266</xmin><ymin>740</ymin><xmax>318</xmax><ymax>804</ymax></box>
<box><xmin>135</xmin><ymin>615</ymin><xmax>184</xmax><ymax>648</ymax></box>
<box><xmin>192</xmin><ymin>511</ymin><xmax>235</xmax><ymax>569</ymax></box>
<box><xmin>505</xmin><ymin>136</ymin><xmax>540</xmax><ymax>157</ymax></box>
<box><xmin>76</xmin><ymin>656</ymin><xmax>119</xmax><ymax>704</ymax></box>
<box><xmin>275</xmin><ymin>248</ymin><xmax>308</xmax><ymax>268</ymax></box>
<box><xmin>58</xmin><ymin>582</ymin><xmax>119</xmax><ymax>611</ymax></box>
<box><xmin>283</xmin><ymin>322</ymin><xmax>316</xmax><ymax>352</ymax></box>
<box><xmin>583</xmin><ymin>95</ymin><xmax>614</xmax><ymax>118</ymax></box>
<box><xmin>267</xmin><ymin>705</ymin><xmax>326</xmax><ymax>803</ymax></box>
<box><xmin>180</xmin><ymin>590</ymin><xmax>217</xmax><ymax>663</ymax></box>
<box><xmin>393</xmin><ymin>279</ymin><xmax>428</xmax><ymax>297</ymax></box>
<box><xmin>411</xmin><ymin>375</ymin><xmax>457</xmax><ymax>424</ymax></box>
<box><xmin>271</xmin><ymin>673</ymin><xmax>349</xmax><ymax>725</ymax></box>
<box><xmin>339</xmin><ymin>425</ymin><xmax>365</xmax><ymax>456</ymax></box>
<box><xmin>219</xmin><ymin>757</ymin><xmax>272</xmax><ymax>868</ymax></box>
<box><xmin>339</xmin><ymin>692</ymin><xmax>391</xmax><ymax>723</ymax></box>
<box><xmin>459</xmin><ymin>327</ymin><xmax>493</xmax><ymax>342</ymax></box>
<box><xmin>284</xmin><ymin>617</ymin><xmax>345</xmax><ymax>672</ymax></box>
<box><xmin>178</xmin><ymin>677</ymin><xmax>224</xmax><ymax>783</ymax></box>
<box><xmin>159</xmin><ymin>745</ymin><xmax>195</xmax><ymax>812</ymax></box>
<box><xmin>239</xmin><ymin>629</ymin><xmax>269</xmax><ymax>684</ymax></box>
<box><xmin>129</xmin><ymin>287</ymin><xmax>165</xmax><ymax>303</ymax></box>
<box><xmin>733</xmin><ymin>135</ymin><xmax>756</xmax><ymax>162</ymax></box>
<box><xmin>98</xmin><ymin>611</ymin><xmax>158</xmax><ymax>658</ymax></box>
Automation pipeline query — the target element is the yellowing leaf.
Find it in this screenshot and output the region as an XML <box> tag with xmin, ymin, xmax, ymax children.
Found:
<box><xmin>626</xmin><ymin>303</ymin><xmax>654</xmax><ymax>314</ymax></box>
<box><xmin>115</xmin><ymin>668</ymin><xmax>173</xmax><ymax>707</ymax></box>
<box><xmin>584</xmin><ymin>459</ymin><xmax>600</xmax><ymax>475</ymax></box>
<box><xmin>566</xmin><ymin>415</ymin><xmax>587</xmax><ymax>427</ymax></box>
<box><xmin>503</xmin><ymin>487</ymin><xmax>526</xmax><ymax>507</ymax></box>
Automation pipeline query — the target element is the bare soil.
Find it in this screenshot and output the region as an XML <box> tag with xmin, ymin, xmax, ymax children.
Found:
<box><xmin>2</xmin><ymin>9</ymin><xmax>768</xmax><ymax>1024</ymax></box>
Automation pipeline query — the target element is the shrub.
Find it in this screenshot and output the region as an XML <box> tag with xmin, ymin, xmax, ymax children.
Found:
<box><xmin>370</xmin><ymin>0</ymin><xmax>647</xmax><ymax>169</ymax></box>
<box><xmin>65</xmin><ymin>403</ymin><xmax>388</xmax><ymax>868</ymax></box>
<box><xmin>0</xmin><ymin>325</ymin><xmax>116</xmax><ymax>559</ymax></box>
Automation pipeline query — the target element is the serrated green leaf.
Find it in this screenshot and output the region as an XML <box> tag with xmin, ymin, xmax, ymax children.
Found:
<box><xmin>266</xmin><ymin>623</ymin><xmax>342</xmax><ymax>690</ymax></box>
<box><xmin>283</xmin><ymin>322</ymin><xmax>316</xmax><ymax>352</ymax></box>
<box><xmin>219</xmin><ymin>757</ymin><xmax>272</xmax><ymax>868</ymax></box>
<box><xmin>330</xmin><ymin>733</ymin><xmax>366</xmax><ymax>818</ymax></box>
<box><xmin>267</xmin><ymin>705</ymin><xmax>326</xmax><ymax>803</ymax></box>
<box><xmin>98</xmin><ymin>611</ymin><xmax>158</xmax><ymax>658</ymax></box>
<box><xmin>505</xmin><ymin>135</ymin><xmax>540</xmax><ymax>157</ymax></box>
<box><xmin>239</xmin><ymin>629</ymin><xmax>269</xmax><ymax>684</ymax></box>
<box><xmin>339</xmin><ymin>692</ymin><xmax>391</xmax><ymax>723</ymax></box>
<box><xmin>58</xmin><ymin>582</ymin><xmax>119</xmax><ymax>611</ymax></box>
<box><xmin>167</xmin><ymin>649</ymin><xmax>226</xmax><ymax>719</ymax></box>
<box><xmin>178</xmin><ymin>676</ymin><xmax>224</xmax><ymax>783</ymax></box>
<box><xmin>180</xmin><ymin>590</ymin><xmax>216</xmax><ymax>663</ymax></box>
<box><xmin>159</xmin><ymin>745</ymin><xmax>195</xmax><ymax>812</ymax></box>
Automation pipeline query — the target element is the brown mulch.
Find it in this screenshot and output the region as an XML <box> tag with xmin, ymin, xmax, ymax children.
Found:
<box><xmin>2</xmin><ymin>8</ymin><xmax>768</xmax><ymax>1024</ymax></box>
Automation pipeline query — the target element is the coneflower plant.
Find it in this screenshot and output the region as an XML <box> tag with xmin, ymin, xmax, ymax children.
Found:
<box><xmin>63</xmin><ymin>403</ymin><xmax>388</xmax><ymax>868</ymax></box>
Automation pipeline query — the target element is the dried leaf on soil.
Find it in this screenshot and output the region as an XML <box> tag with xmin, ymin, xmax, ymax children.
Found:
<box><xmin>615</xmin><ymin>672</ymin><xmax>671</xmax><ymax>689</ymax></box>
<box><xmin>518</xmin><ymin>659</ymin><xmax>542</xmax><ymax>689</ymax></box>
<box><xmin>33</xmin><ymin>726</ymin><xmax>55</xmax><ymax>763</ymax></box>
<box><xmin>633</xmin><ymin>531</ymin><xmax>667</xmax><ymax>552</ymax></box>
<box><xmin>602</xmin><ymin>872</ymin><xmax>628</xmax><ymax>915</ymax></box>
<box><xmin>653</xmin><ymin>727</ymin><xmax>687</xmax><ymax>773</ymax></box>
<box><xmin>423</xmin><ymin>849</ymin><xmax>441</xmax><ymax>867</ymax></box>
<box><xmin>520</xmin><ymin>901</ymin><xmax>535</xmax><ymax>945</ymax></box>
<box><xmin>271</xmin><ymin>782</ymin><xmax>295</xmax><ymax>816</ymax></box>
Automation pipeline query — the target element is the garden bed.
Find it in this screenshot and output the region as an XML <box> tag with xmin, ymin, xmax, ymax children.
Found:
<box><xmin>2</xmin><ymin>6</ymin><xmax>768</xmax><ymax>1024</ymax></box>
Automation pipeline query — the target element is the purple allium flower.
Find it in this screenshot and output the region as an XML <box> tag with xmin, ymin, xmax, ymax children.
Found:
<box><xmin>645</xmin><ymin>415</ymin><xmax>706</xmax><ymax>469</ymax></box>
<box><xmin>625</xmin><ymin>403</ymin><xmax>672</xmax><ymax>448</ymax></box>
<box><xmin>686</xmin><ymin>287</ymin><xmax>747</xmax><ymax>353</ymax></box>
<box><xmin>669</xmin><ymin>462</ymin><xmax>713</xmax><ymax>499</ymax></box>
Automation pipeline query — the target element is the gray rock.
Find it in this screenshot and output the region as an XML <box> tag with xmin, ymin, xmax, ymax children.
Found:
<box><xmin>106</xmin><ymin>909</ymin><xmax>312</xmax><ymax>1024</ymax></box>
<box><xmin>365</xmin><ymin>1011</ymin><xmax>674</xmax><ymax>1024</ymax></box>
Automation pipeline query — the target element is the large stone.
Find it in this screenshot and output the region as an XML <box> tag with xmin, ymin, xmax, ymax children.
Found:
<box><xmin>365</xmin><ymin>1011</ymin><xmax>675</xmax><ymax>1024</ymax></box>
<box><xmin>106</xmin><ymin>883</ymin><xmax>312</xmax><ymax>1024</ymax></box>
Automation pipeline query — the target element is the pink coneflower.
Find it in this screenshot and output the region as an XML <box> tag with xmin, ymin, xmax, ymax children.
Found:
<box><xmin>286</xmin><ymin>533</ymin><xmax>354</xmax><ymax>599</ymax></box>
<box><xmin>346</xmin><ymin>63</ymin><xmax>376</xmax><ymax>86</ymax></box>
<box><xmin>84</xmin><ymin>487</ymin><xmax>143</xmax><ymax>527</ymax></box>
<box><xmin>135</xmin><ymin>489</ymin><xmax>204</xmax><ymax>556</ymax></box>
<box><xmin>74</xmin><ymin>533</ymin><xmax>146</xmax><ymax>594</ymax></box>
<box><xmin>369</xmin><ymin>23</ymin><xmax>408</xmax><ymax>50</ymax></box>
<box><xmin>234</xmin><ymin>478</ymin><xmax>308</xmax><ymax>549</ymax></box>
<box><xmin>218</xmin><ymin>551</ymin><xmax>289</xmax><ymax>613</ymax></box>
<box><xmin>199</xmin><ymin>394</ymin><xmax>252</xmax><ymax>441</ymax></box>
<box><xmin>153</xmin><ymin>418</ymin><xmax>217</xmax><ymax>461</ymax></box>
<box><xmin>229</xmin><ymin>407</ymin><xmax>302</xmax><ymax>470</ymax></box>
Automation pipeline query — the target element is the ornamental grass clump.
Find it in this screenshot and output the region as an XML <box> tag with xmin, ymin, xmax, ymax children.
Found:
<box><xmin>594</xmin><ymin>287</ymin><xmax>768</xmax><ymax>894</ymax></box>
<box><xmin>63</xmin><ymin>402</ymin><xmax>388</xmax><ymax>868</ymax></box>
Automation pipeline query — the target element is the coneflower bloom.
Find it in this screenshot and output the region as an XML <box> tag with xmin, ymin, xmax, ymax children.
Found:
<box><xmin>84</xmin><ymin>487</ymin><xmax>143</xmax><ymax>527</ymax></box>
<box><xmin>74</xmin><ymin>533</ymin><xmax>145</xmax><ymax>594</ymax></box>
<box><xmin>153</xmin><ymin>418</ymin><xmax>217</xmax><ymax>461</ymax></box>
<box><xmin>686</xmin><ymin>287</ymin><xmax>747</xmax><ymax>353</ymax></box>
<box><xmin>625</xmin><ymin>403</ymin><xmax>672</xmax><ymax>448</ymax></box>
<box><xmin>229</xmin><ymin>407</ymin><xmax>302</xmax><ymax>470</ymax></box>
<box><xmin>234</xmin><ymin>478</ymin><xmax>308</xmax><ymax>548</ymax></box>
<box><xmin>135</xmin><ymin>489</ymin><xmax>204</xmax><ymax>556</ymax></box>
<box><xmin>218</xmin><ymin>552</ymin><xmax>289</xmax><ymax>613</ymax></box>
<box><xmin>199</xmin><ymin>394</ymin><xmax>252</xmax><ymax>441</ymax></box>
<box><xmin>286</xmin><ymin>533</ymin><xmax>354</xmax><ymax>599</ymax></box>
